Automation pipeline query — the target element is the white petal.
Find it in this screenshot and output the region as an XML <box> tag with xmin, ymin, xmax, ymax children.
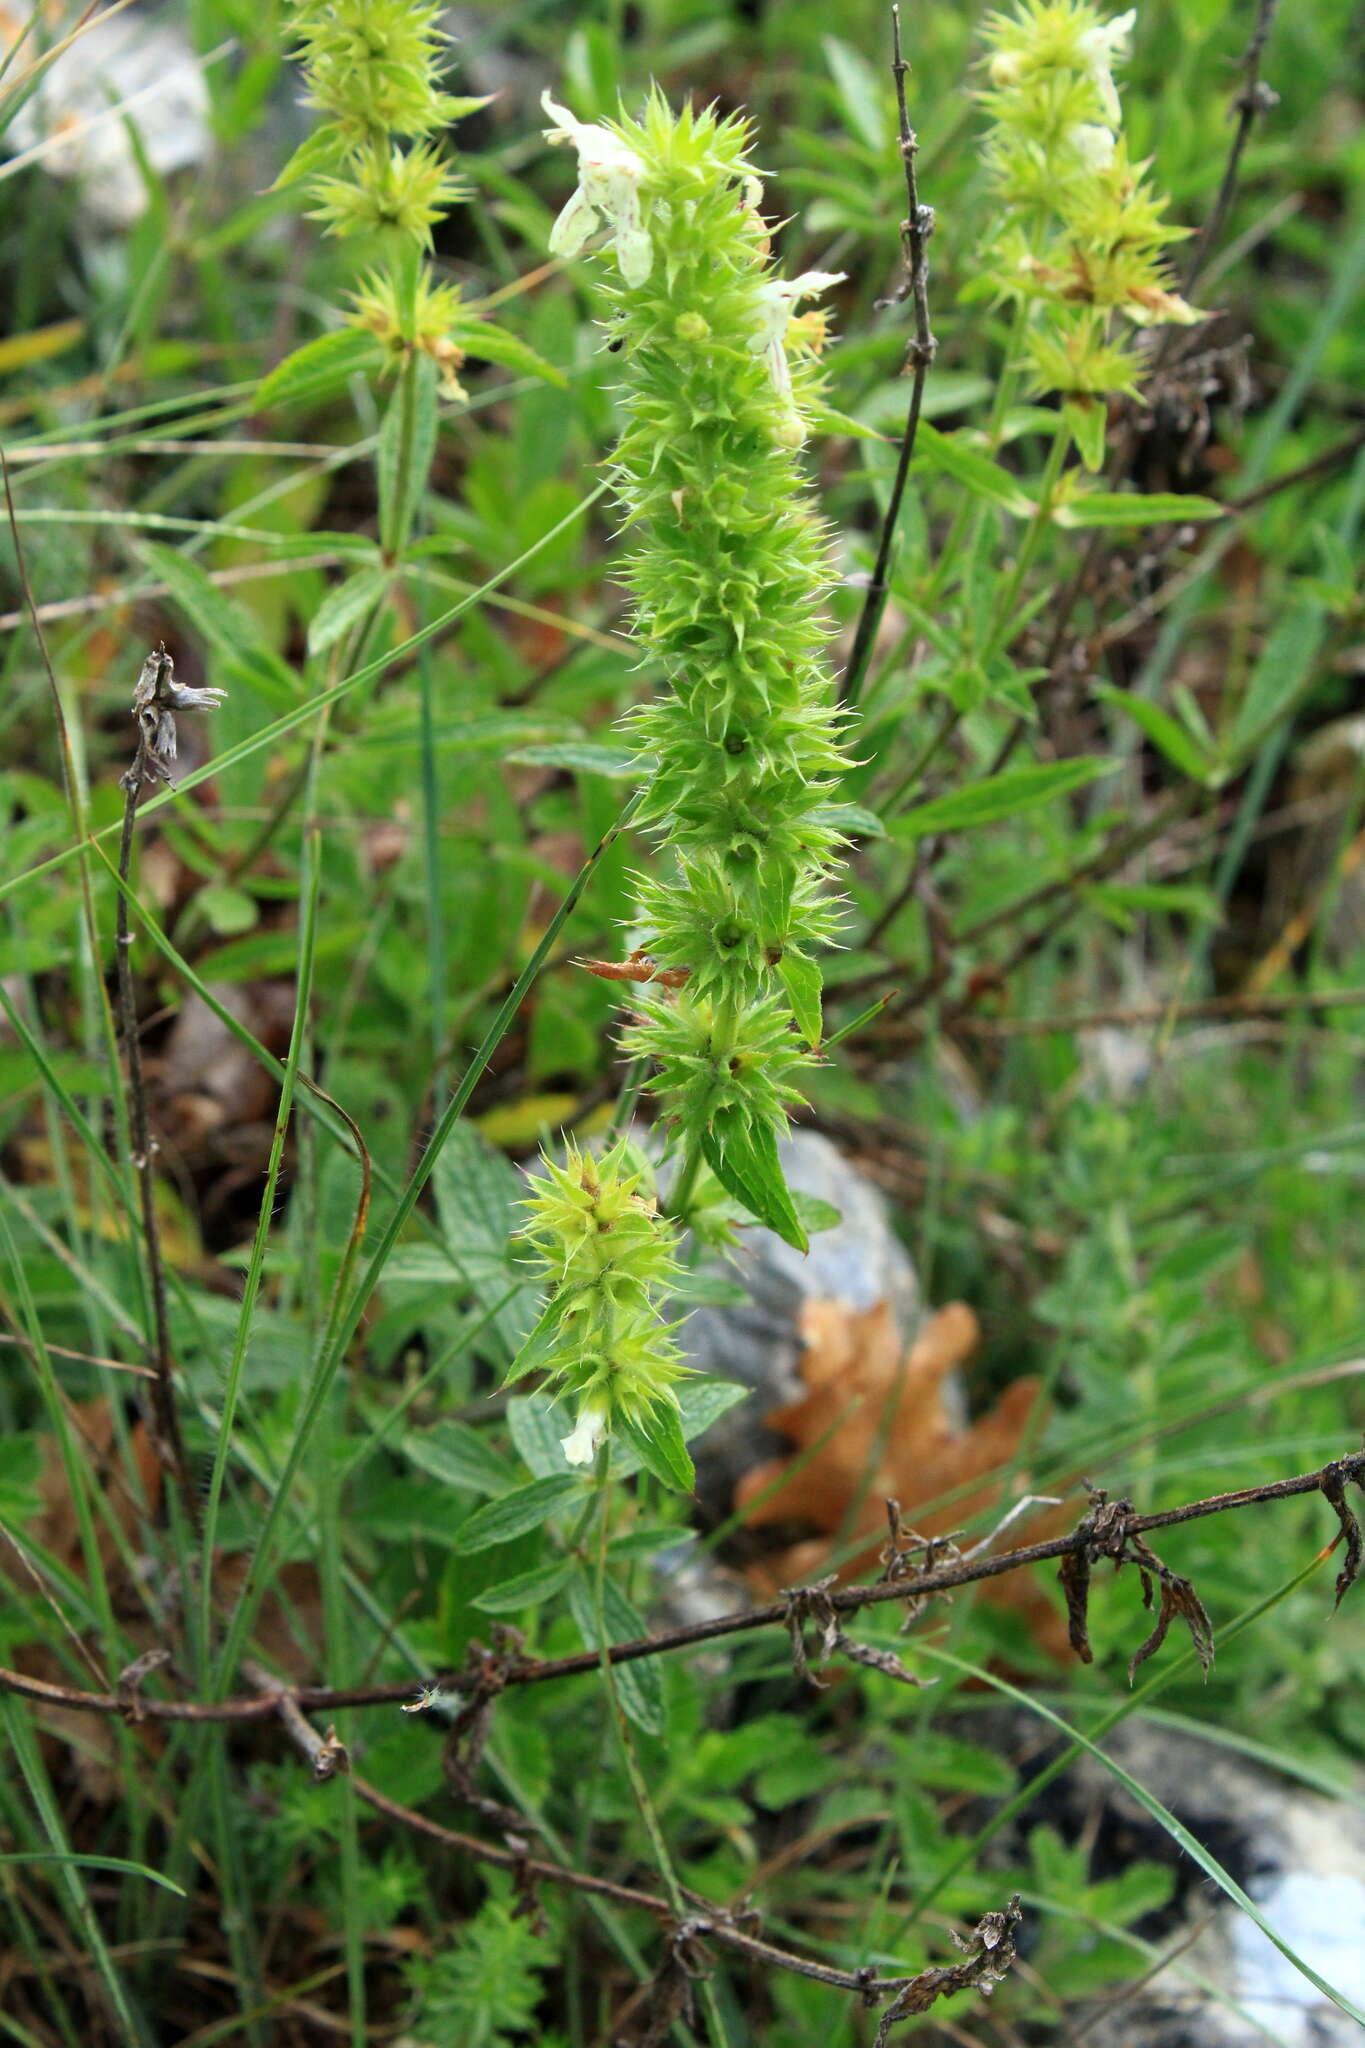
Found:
<box><xmin>789</xmin><ymin>269</ymin><xmax>846</xmax><ymax>301</ymax></box>
<box><xmin>561</xmin><ymin>1405</ymin><xmax>606</xmax><ymax>1466</ymax></box>
<box><xmin>616</xmin><ymin>222</ymin><xmax>653</xmax><ymax>287</ymax></box>
<box><xmin>549</xmin><ymin>185</ymin><xmax>599</xmax><ymax>260</ymax></box>
<box><xmin>541</xmin><ymin>91</ymin><xmax>585</xmax><ymax>147</ymax></box>
<box><xmin>1071</xmin><ymin>122</ymin><xmax>1116</xmax><ymax>168</ymax></box>
<box><xmin>763</xmin><ymin>337</ymin><xmax>794</xmax><ymax>402</ymax></box>
<box><xmin>602</xmin><ymin>164</ymin><xmax>652</xmax><ymax>284</ymax></box>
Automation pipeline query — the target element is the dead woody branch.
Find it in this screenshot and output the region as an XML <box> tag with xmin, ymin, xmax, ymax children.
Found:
<box><xmin>3</xmin><ymin>1448</ymin><xmax>1359</xmax><ymax>1726</ymax></box>
<box><xmin>114</xmin><ymin>645</ymin><xmax>225</xmax><ymax>1527</ymax></box>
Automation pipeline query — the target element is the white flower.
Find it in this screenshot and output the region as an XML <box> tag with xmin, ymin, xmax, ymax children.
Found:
<box><xmin>561</xmin><ymin>1403</ymin><xmax>607</xmax><ymax>1467</ymax></box>
<box><xmin>541</xmin><ymin>93</ymin><xmax>652</xmax><ymax>287</ymax></box>
<box><xmin>1076</xmin><ymin>9</ymin><xmax>1135</xmax><ymax>127</ymax></box>
<box><xmin>1071</xmin><ymin>121</ymin><xmax>1117</xmax><ymax>169</ymax></box>
<box><xmin>747</xmin><ymin>270</ymin><xmax>844</xmax><ymax>439</ymax></box>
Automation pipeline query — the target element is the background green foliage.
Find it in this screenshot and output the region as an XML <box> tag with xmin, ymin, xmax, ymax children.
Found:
<box><xmin>0</xmin><ymin>0</ymin><xmax>1363</xmax><ymax>2042</ymax></box>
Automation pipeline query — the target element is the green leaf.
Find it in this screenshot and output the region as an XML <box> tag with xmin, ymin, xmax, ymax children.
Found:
<box><xmin>269</xmin><ymin>123</ymin><xmax>344</xmax><ymax>192</ymax></box>
<box><xmin>472</xmin><ymin>1558</ymin><xmax>574</xmax><ymax>1614</ymax></box>
<box><xmin>791</xmin><ymin>1192</ymin><xmax>841</xmax><ymax>1236</ymax></box>
<box><xmin>138</xmin><ymin>542</ymin><xmax>298</xmax><ymax>704</ymax></box>
<box><xmin>1052</xmin><ymin>491</ymin><xmax>1225</xmax><ymax>529</ymax></box>
<box><xmin>1063</xmin><ymin>396</ymin><xmax>1107</xmax><ymax>472</ymax></box>
<box><xmin>807</xmin><ymin>799</ymin><xmax>885</xmax><ymax>838</ymax></box>
<box><xmin>454</xmin><ymin>319</ymin><xmax>567</xmax><ymax>390</ymax></box>
<box><xmin>431</xmin><ymin>1121</ymin><xmax>539</xmax><ymax>1366</ymax></box>
<box><xmin>1087</xmin><ymin>881</ymin><xmax>1221</xmax><ymax>928</ymax></box>
<box><xmin>823</xmin><ymin>35</ymin><xmax>890</xmax><ymax>152</ymax></box>
<box><xmin>701</xmin><ymin>1108</ymin><xmax>808</xmax><ymax>1251</ymax></box>
<box><xmin>1094</xmin><ymin>682</ymin><xmax>1217</xmax><ymax>784</ymax></box>
<box><xmin>197</xmin><ymin>884</ymin><xmax>258</xmax><ymax>937</ymax></box>
<box><xmin>455</xmin><ymin>1475</ymin><xmax>583</xmax><ymax>1553</ymax></box>
<box><xmin>568</xmin><ymin>1573</ymin><xmax>664</xmax><ymax>1737</ymax></box>
<box><xmin>778</xmin><ymin>951</ymin><xmax>823</xmax><ymax>1048</ymax></box>
<box><xmin>255</xmin><ymin>327</ymin><xmax>383</xmax><ymax>410</ymax></box>
<box><xmin>1231</xmin><ymin>602</ymin><xmax>1326</xmax><ymax>755</ymax></box>
<box><xmin>617</xmin><ymin>1406</ymin><xmax>695</xmax><ymax>1493</ymax></box>
<box><xmin>378</xmin><ymin>351</ymin><xmax>440</xmax><ymax>556</ymax></box>
<box><xmin>403</xmin><ymin>1421</ymin><xmax>517</xmax><ymax>1498</ymax></box>
<box><xmin>913</xmin><ymin>423</ymin><xmax>1036</xmax><ymax>517</ymax></box>
<box><xmin>807</xmin><ymin>403</ymin><xmax>885</xmax><ymax>443</ymax></box>
<box><xmin>670</xmin><ymin>1377</ymin><xmax>748</xmax><ymax>1444</ymax></box>
<box><xmin>506</xmin><ymin>1393</ymin><xmax>570</xmax><ymax>1480</ymax></box>
<box><xmin>606</xmin><ymin>1380</ymin><xmax>746</xmax><ymax>1483</ymax></box>
<box><xmin>507</xmin><ymin>742</ymin><xmax>639</xmax><ymax>778</ymax></box>
<box><xmin>889</xmin><ymin>758</ymin><xmax>1115</xmax><ymax>839</ymax></box>
<box><xmin>307</xmin><ymin>562</ymin><xmax>390</xmax><ymax>657</ymax></box>
<box><xmin>0</xmin><ymin>1853</ymin><xmax>185</xmax><ymax>1897</ymax></box>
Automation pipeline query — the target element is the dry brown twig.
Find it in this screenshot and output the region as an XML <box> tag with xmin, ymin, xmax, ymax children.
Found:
<box><xmin>4</xmin><ymin>1450</ymin><xmax>1359</xmax><ymax>1724</ymax></box>
<box><xmin>112</xmin><ymin>645</ymin><xmax>225</xmax><ymax>1524</ymax></box>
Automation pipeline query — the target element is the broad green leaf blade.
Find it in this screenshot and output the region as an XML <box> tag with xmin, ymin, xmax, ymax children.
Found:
<box><xmin>507</xmin><ymin>742</ymin><xmax>640</xmax><ymax>777</ymax></box>
<box><xmin>256</xmin><ymin>326</ymin><xmax>382</xmax><ymax>409</ymax></box>
<box><xmin>403</xmin><ymin>1422</ymin><xmax>517</xmax><ymax>1498</ymax></box>
<box><xmin>823</xmin><ymin>34</ymin><xmax>890</xmax><ymax>152</ymax></box>
<box><xmin>890</xmin><ymin>758</ymin><xmax>1115</xmax><ymax>840</ymax></box>
<box><xmin>568</xmin><ymin>1573</ymin><xmax>664</xmax><ymax>1737</ymax></box>
<box><xmin>432</xmin><ymin>1121</ymin><xmax>540</xmax><ymax>1366</ymax></box>
<box><xmin>606</xmin><ymin>1378</ymin><xmax>747</xmax><ymax>1480</ymax></box>
<box><xmin>1063</xmin><ymin>396</ymin><xmax>1107</xmax><ymax>472</ymax></box>
<box><xmin>455</xmin><ymin>1475</ymin><xmax>583</xmax><ymax>1553</ymax></box>
<box><xmin>913</xmin><ymin>422</ymin><xmax>1036</xmax><ymax>517</ymax></box>
<box><xmin>138</xmin><ymin>541</ymin><xmax>297</xmax><ymax>690</ymax></box>
<box><xmin>808</xmin><ymin>799</ymin><xmax>885</xmax><ymax>838</ymax></box>
<box><xmin>701</xmin><ymin>1108</ymin><xmax>808</xmax><ymax>1251</ymax></box>
<box><xmin>791</xmin><ymin>1192</ymin><xmax>841</xmax><ymax>1236</ymax></box>
<box><xmin>507</xmin><ymin>1393</ymin><xmax>571</xmax><ymax>1479</ymax></box>
<box><xmin>307</xmin><ymin>562</ymin><xmax>389</xmax><ymax>657</ymax></box>
<box><xmin>1053</xmin><ymin>491</ymin><xmax>1225</xmax><ymax>528</ymax></box>
<box><xmin>1231</xmin><ymin>602</ymin><xmax>1326</xmax><ymax>756</ymax></box>
<box><xmin>1095</xmin><ymin>682</ymin><xmax>1217</xmax><ymax>784</ymax></box>
<box><xmin>779</xmin><ymin>951</ymin><xmax>823</xmax><ymax>1048</ymax></box>
<box><xmin>378</xmin><ymin>350</ymin><xmax>440</xmax><ymax>557</ymax></box>
<box><xmin>617</xmin><ymin>1406</ymin><xmax>695</xmax><ymax>1494</ymax></box>
<box><xmin>454</xmin><ymin>319</ymin><xmax>567</xmax><ymax>389</ymax></box>
<box><xmin>471</xmin><ymin>1559</ymin><xmax>574</xmax><ymax>1613</ymax></box>
<box><xmin>269</xmin><ymin>124</ymin><xmax>344</xmax><ymax>192</ymax></box>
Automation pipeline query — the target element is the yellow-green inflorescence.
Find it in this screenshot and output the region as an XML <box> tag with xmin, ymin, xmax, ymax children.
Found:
<box><xmin>516</xmin><ymin>1141</ymin><xmax>688</xmax><ymax>1475</ymax></box>
<box><xmin>282</xmin><ymin>0</ymin><xmax>486</xmax><ymax>395</ymax></box>
<box><xmin>553</xmin><ymin>95</ymin><xmax>849</xmax><ymax>1195</ymax></box>
<box><xmin>977</xmin><ymin>0</ymin><xmax>1202</xmax><ymax>461</ymax></box>
<box><xmin>515</xmin><ymin>91</ymin><xmax>857</xmax><ymax>1474</ymax></box>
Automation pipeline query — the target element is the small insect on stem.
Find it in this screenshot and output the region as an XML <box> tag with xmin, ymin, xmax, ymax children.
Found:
<box><xmin>575</xmin><ymin>950</ymin><xmax>691</xmax><ymax>989</ymax></box>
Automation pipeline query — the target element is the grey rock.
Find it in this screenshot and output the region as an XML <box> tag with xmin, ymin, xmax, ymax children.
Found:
<box><xmin>1062</xmin><ymin>1722</ymin><xmax>1365</xmax><ymax>2048</ymax></box>
<box><xmin>673</xmin><ymin>1128</ymin><xmax>924</xmax><ymax>1513</ymax></box>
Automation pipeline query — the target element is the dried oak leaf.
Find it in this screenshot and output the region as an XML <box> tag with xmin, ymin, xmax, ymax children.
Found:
<box><xmin>734</xmin><ymin>1299</ymin><xmax>1068</xmax><ymax>1656</ymax></box>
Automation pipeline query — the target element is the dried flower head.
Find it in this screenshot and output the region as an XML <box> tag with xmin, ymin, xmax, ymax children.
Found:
<box><xmin>124</xmin><ymin>644</ymin><xmax>226</xmax><ymax>790</ymax></box>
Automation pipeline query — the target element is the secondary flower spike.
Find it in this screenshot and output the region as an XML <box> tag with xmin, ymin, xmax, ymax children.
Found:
<box><xmin>978</xmin><ymin>0</ymin><xmax>1203</xmax><ymax>460</ymax></box>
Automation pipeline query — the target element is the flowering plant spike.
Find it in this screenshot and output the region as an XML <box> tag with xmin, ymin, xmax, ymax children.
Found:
<box><xmin>513</xmin><ymin>90</ymin><xmax>858</xmax><ymax>1471</ymax></box>
<box><xmin>977</xmin><ymin>0</ymin><xmax>1203</xmax><ymax>463</ymax></box>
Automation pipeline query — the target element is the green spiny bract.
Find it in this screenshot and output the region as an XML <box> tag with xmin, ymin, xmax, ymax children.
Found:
<box><xmin>516</xmin><ymin>1140</ymin><xmax>688</xmax><ymax>1468</ymax></box>
<box><xmin>544</xmin><ymin>90</ymin><xmax>852</xmax><ymax>1187</ymax></box>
